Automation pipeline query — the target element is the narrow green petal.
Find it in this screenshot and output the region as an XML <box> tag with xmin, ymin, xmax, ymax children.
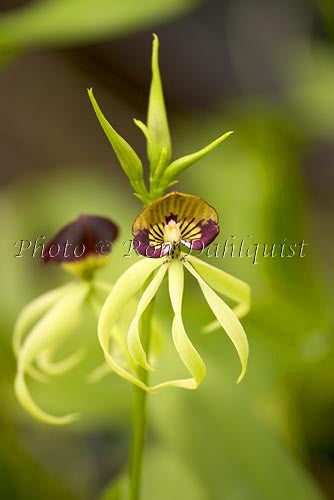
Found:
<box><xmin>184</xmin><ymin>261</ymin><xmax>249</xmax><ymax>383</ymax></box>
<box><xmin>147</xmin><ymin>34</ymin><xmax>171</xmax><ymax>168</ymax></box>
<box><xmin>88</xmin><ymin>88</ymin><xmax>146</xmax><ymax>192</ymax></box>
<box><xmin>88</xmin><ymin>324</ymin><xmax>137</xmax><ymax>383</ymax></box>
<box><xmin>13</xmin><ymin>284</ymin><xmax>69</xmax><ymax>356</ymax></box>
<box><xmin>163</xmin><ymin>131</ymin><xmax>233</xmax><ymax>181</ymax></box>
<box><xmin>168</xmin><ymin>260</ymin><xmax>206</xmax><ymax>387</ymax></box>
<box><xmin>152</xmin><ymin>377</ymin><xmax>198</xmax><ymax>390</ymax></box>
<box><xmin>37</xmin><ymin>347</ymin><xmax>85</xmax><ymax>376</ymax></box>
<box><xmin>98</xmin><ymin>257</ymin><xmax>164</xmax><ymax>389</ymax></box>
<box><xmin>187</xmin><ymin>255</ymin><xmax>251</xmax><ymax>319</ymax></box>
<box><xmin>14</xmin><ymin>372</ymin><xmax>79</xmax><ymax>425</ymax></box>
<box><xmin>96</xmin><ymin>340</ymin><xmax>154</xmax><ymax>392</ymax></box>
<box><xmin>127</xmin><ymin>263</ymin><xmax>168</xmax><ymax>371</ymax></box>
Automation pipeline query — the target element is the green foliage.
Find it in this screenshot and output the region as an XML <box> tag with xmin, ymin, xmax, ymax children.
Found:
<box><xmin>0</xmin><ymin>0</ymin><xmax>196</xmax><ymax>50</ymax></box>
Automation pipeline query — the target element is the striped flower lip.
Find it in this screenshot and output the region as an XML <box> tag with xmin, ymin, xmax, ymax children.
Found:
<box><xmin>43</xmin><ymin>214</ymin><xmax>118</xmax><ymax>263</ymax></box>
<box><xmin>132</xmin><ymin>192</ymin><xmax>219</xmax><ymax>258</ymax></box>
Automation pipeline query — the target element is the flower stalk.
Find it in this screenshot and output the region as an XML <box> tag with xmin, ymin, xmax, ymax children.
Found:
<box><xmin>129</xmin><ymin>281</ymin><xmax>155</xmax><ymax>500</ymax></box>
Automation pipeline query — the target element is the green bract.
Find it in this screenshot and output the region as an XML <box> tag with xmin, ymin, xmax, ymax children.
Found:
<box><xmin>88</xmin><ymin>34</ymin><xmax>233</xmax><ymax>203</ymax></box>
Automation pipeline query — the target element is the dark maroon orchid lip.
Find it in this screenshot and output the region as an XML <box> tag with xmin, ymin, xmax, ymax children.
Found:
<box><xmin>43</xmin><ymin>214</ymin><xmax>118</xmax><ymax>263</ymax></box>
<box><xmin>132</xmin><ymin>192</ymin><xmax>219</xmax><ymax>258</ymax></box>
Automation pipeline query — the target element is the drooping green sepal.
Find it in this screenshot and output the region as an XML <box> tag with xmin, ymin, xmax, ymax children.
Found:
<box><xmin>163</xmin><ymin>131</ymin><xmax>233</xmax><ymax>182</ymax></box>
<box><xmin>88</xmin><ymin>88</ymin><xmax>148</xmax><ymax>199</ymax></box>
<box><xmin>184</xmin><ymin>261</ymin><xmax>249</xmax><ymax>383</ymax></box>
<box><xmin>187</xmin><ymin>254</ymin><xmax>251</xmax><ymax>320</ymax></box>
<box><xmin>147</xmin><ymin>34</ymin><xmax>171</xmax><ymax>170</ymax></box>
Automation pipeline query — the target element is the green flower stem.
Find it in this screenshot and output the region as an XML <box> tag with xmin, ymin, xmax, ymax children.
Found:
<box><xmin>129</xmin><ymin>281</ymin><xmax>155</xmax><ymax>500</ymax></box>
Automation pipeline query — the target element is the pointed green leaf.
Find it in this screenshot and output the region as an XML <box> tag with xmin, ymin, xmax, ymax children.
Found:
<box><xmin>147</xmin><ymin>34</ymin><xmax>171</xmax><ymax>168</ymax></box>
<box><xmin>184</xmin><ymin>261</ymin><xmax>249</xmax><ymax>383</ymax></box>
<box><xmin>88</xmin><ymin>88</ymin><xmax>147</xmax><ymax>194</ymax></box>
<box><xmin>127</xmin><ymin>263</ymin><xmax>168</xmax><ymax>371</ymax></box>
<box><xmin>163</xmin><ymin>131</ymin><xmax>233</xmax><ymax>181</ymax></box>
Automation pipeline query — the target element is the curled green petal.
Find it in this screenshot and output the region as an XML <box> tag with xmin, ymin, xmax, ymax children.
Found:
<box><xmin>96</xmin><ymin>339</ymin><xmax>155</xmax><ymax>392</ymax></box>
<box><xmin>13</xmin><ymin>284</ymin><xmax>69</xmax><ymax>357</ymax></box>
<box><xmin>37</xmin><ymin>347</ymin><xmax>85</xmax><ymax>376</ymax></box>
<box><xmin>187</xmin><ymin>255</ymin><xmax>251</xmax><ymax>319</ymax></box>
<box><xmin>127</xmin><ymin>264</ymin><xmax>168</xmax><ymax>371</ymax></box>
<box><xmin>14</xmin><ymin>372</ymin><xmax>79</xmax><ymax>425</ymax></box>
<box><xmin>18</xmin><ymin>283</ymin><xmax>88</xmax><ymax>371</ymax></box>
<box><xmin>15</xmin><ymin>282</ymin><xmax>89</xmax><ymax>424</ymax></box>
<box><xmin>184</xmin><ymin>261</ymin><xmax>249</xmax><ymax>383</ymax></box>
<box><xmin>163</xmin><ymin>131</ymin><xmax>233</xmax><ymax>182</ymax></box>
<box><xmin>151</xmin><ymin>376</ymin><xmax>198</xmax><ymax>390</ymax></box>
<box><xmin>147</xmin><ymin>34</ymin><xmax>171</xmax><ymax>169</ymax></box>
<box><xmin>167</xmin><ymin>260</ymin><xmax>206</xmax><ymax>388</ymax></box>
<box><xmin>27</xmin><ymin>366</ymin><xmax>49</xmax><ymax>384</ymax></box>
<box><xmin>98</xmin><ymin>257</ymin><xmax>164</xmax><ymax>390</ymax></box>
<box><xmin>88</xmin><ymin>88</ymin><xmax>147</xmax><ymax>196</ymax></box>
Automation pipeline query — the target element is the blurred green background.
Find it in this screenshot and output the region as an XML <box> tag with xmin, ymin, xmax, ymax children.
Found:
<box><xmin>0</xmin><ymin>0</ymin><xmax>333</xmax><ymax>499</ymax></box>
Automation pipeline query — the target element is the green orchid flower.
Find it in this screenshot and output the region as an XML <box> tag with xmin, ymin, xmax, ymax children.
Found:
<box><xmin>98</xmin><ymin>192</ymin><xmax>250</xmax><ymax>392</ymax></box>
<box><xmin>13</xmin><ymin>214</ymin><xmax>119</xmax><ymax>425</ymax></box>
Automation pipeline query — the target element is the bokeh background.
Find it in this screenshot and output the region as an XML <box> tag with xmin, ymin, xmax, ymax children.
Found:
<box><xmin>0</xmin><ymin>1</ymin><xmax>333</xmax><ymax>499</ymax></box>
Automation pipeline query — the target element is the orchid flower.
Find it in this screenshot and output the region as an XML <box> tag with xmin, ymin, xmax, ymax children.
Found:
<box><xmin>13</xmin><ymin>214</ymin><xmax>119</xmax><ymax>425</ymax></box>
<box><xmin>98</xmin><ymin>192</ymin><xmax>250</xmax><ymax>392</ymax></box>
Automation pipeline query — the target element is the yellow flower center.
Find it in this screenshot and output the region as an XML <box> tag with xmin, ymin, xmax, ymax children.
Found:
<box><xmin>164</xmin><ymin>219</ymin><xmax>181</xmax><ymax>244</ymax></box>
